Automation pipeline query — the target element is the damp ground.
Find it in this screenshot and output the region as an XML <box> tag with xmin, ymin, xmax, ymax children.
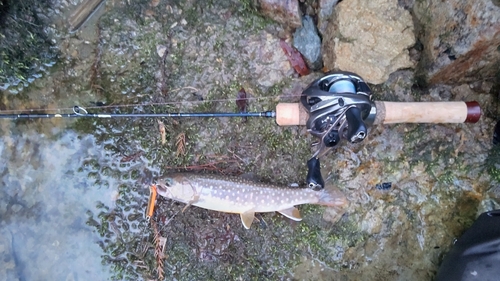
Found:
<box><xmin>0</xmin><ymin>0</ymin><xmax>499</xmax><ymax>280</ymax></box>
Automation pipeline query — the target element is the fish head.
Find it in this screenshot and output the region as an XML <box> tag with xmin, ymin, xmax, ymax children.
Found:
<box><xmin>156</xmin><ymin>174</ymin><xmax>196</xmax><ymax>203</ymax></box>
<box><xmin>316</xmin><ymin>187</ymin><xmax>348</xmax><ymax>207</ymax></box>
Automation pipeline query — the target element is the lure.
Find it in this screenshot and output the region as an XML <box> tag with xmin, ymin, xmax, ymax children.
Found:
<box><xmin>145</xmin><ymin>184</ymin><xmax>158</xmax><ymax>222</ymax></box>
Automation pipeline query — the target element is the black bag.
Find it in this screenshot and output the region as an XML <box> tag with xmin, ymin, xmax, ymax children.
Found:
<box><xmin>435</xmin><ymin>209</ymin><xmax>500</xmax><ymax>281</ymax></box>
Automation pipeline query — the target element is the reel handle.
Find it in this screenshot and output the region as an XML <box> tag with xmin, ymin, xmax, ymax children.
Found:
<box><xmin>275</xmin><ymin>101</ymin><xmax>481</xmax><ymax>126</ymax></box>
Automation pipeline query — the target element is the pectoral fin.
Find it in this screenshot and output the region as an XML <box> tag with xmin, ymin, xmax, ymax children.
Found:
<box><xmin>240</xmin><ymin>211</ymin><xmax>255</xmax><ymax>229</ymax></box>
<box><xmin>278</xmin><ymin>207</ymin><xmax>302</xmax><ymax>221</ymax></box>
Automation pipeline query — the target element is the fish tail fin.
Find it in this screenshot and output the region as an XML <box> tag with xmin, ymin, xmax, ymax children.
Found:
<box><xmin>317</xmin><ymin>186</ymin><xmax>348</xmax><ymax>207</ymax></box>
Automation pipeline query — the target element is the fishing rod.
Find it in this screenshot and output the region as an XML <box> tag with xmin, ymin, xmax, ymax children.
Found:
<box><xmin>0</xmin><ymin>71</ymin><xmax>482</xmax><ymax>190</ymax></box>
<box><xmin>0</xmin><ymin>105</ymin><xmax>276</xmax><ymax>119</ymax></box>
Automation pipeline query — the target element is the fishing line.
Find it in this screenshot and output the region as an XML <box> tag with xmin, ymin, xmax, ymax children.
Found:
<box><xmin>0</xmin><ymin>93</ymin><xmax>306</xmax><ymax>115</ymax></box>
<box><xmin>0</xmin><ymin>105</ymin><xmax>276</xmax><ymax>119</ymax></box>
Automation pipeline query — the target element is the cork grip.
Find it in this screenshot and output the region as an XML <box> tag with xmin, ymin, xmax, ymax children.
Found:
<box><xmin>275</xmin><ymin>103</ymin><xmax>309</xmax><ymax>126</ymax></box>
<box><xmin>373</xmin><ymin>101</ymin><xmax>481</xmax><ymax>124</ymax></box>
<box><xmin>275</xmin><ymin>101</ymin><xmax>481</xmax><ymax>126</ymax></box>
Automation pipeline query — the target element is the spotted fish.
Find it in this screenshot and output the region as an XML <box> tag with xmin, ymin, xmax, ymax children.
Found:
<box><xmin>156</xmin><ymin>173</ymin><xmax>347</xmax><ymax>229</ymax></box>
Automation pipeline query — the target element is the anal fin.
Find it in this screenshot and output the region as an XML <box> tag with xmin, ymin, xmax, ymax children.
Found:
<box><xmin>278</xmin><ymin>207</ymin><xmax>302</xmax><ymax>221</ymax></box>
<box><xmin>240</xmin><ymin>211</ymin><xmax>255</xmax><ymax>229</ymax></box>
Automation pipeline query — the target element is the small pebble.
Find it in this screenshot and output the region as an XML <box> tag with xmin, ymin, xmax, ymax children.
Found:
<box><xmin>156</xmin><ymin>45</ymin><xmax>167</xmax><ymax>57</ymax></box>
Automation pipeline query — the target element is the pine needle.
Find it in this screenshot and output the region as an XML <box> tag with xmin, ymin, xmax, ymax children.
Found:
<box><xmin>175</xmin><ymin>132</ymin><xmax>186</xmax><ymax>156</ymax></box>
<box><xmin>151</xmin><ymin>220</ymin><xmax>166</xmax><ymax>280</ymax></box>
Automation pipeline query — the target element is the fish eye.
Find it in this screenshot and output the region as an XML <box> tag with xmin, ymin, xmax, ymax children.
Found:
<box><xmin>165</xmin><ymin>178</ymin><xmax>172</xmax><ymax>187</ymax></box>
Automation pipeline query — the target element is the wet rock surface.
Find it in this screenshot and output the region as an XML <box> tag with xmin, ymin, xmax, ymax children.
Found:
<box><xmin>0</xmin><ymin>0</ymin><xmax>58</xmax><ymax>93</ymax></box>
<box><xmin>413</xmin><ymin>0</ymin><xmax>500</xmax><ymax>85</ymax></box>
<box><xmin>0</xmin><ymin>0</ymin><xmax>499</xmax><ymax>281</ymax></box>
<box><xmin>322</xmin><ymin>0</ymin><xmax>415</xmax><ymax>84</ymax></box>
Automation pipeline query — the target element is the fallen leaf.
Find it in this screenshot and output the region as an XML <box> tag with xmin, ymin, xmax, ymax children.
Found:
<box><xmin>236</xmin><ymin>87</ymin><xmax>248</xmax><ymax>112</ymax></box>
<box><xmin>279</xmin><ymin>39</ymin><xmax>310</xmax><ymax>76</ymax></box>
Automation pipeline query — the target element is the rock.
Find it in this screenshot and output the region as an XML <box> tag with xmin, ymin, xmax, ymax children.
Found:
<box><xmin>450</xmin><ymin>84</ymin><xmax>474</xmax><ymax>100</ymax></box>
<box><xmin>293</xmin><ymin>15</ymin><xmax>323</xmax><ymax>70</ymax></box>
<box><xmin>428</xmin><ymin>84</ymin><xmax>453</xmax><ymax>100</ymax></box>
<box><xmin>254</xmin><ymin>0</ymin><xmax>302</xmax><ymax>29</ymax></box>
<box><xmin>413</xmin><ymin>0</ymin><xmax>500</xmax><ymax>85</ymax></box>
<box><xmin>494</xmin><ymin>120</ymin><xmax>500</xmax><ymax>145</ymax></box>
<box><xmin>322</xmin><ymin>0</ymin><xmax>415</xmax><ymax>84</ymax></box>
<box><xmin>323</xmin><ymin>205</ymin><xmax>346</xmax><ymax>224</ymax></box>
<box><xmin>317</xmin><ymin>0</ymin><xmax>339</xmax><ymax>36</ymax></box>
<box><xmin>360</xmin><ymin>204</ymin><xmax>384</xmax><ymax>234</ymax></box>
<box><xmin>243</xmin><ymin>32</ymin><xmax>292</xmax><ymax>87</ymax></box>
<box><xmin>156</xmin><ymin>45</ymin><xmax>167</xmax><ymax>57</ymax></box>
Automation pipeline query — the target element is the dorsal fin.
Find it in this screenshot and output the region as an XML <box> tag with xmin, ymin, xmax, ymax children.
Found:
<box><xmin>278</xmin><ymin>207</ymin><xmax>302</xmax><ymax>221</ymax></box>
<box><xmin>240</xmin><ymin>211</ymin><xmax>255</xmax><ymax>229</ymax></box>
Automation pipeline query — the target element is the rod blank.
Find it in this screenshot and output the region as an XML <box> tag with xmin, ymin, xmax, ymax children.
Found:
<box><xmin>0</xmin><ymin>106</ymin><xmax>277</xmax><ymax>119</ymax></box>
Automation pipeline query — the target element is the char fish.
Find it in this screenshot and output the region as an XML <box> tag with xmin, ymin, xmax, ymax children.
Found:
<box><xmin>156</xmin><ymin>173</ymin><xmax>347</xmax><ymax>229</ymax></box>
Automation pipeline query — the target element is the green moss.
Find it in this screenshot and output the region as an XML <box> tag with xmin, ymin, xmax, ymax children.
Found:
<box><xmin>486</xmin><ymin>146</ymin><xmax>500</xmax><ymax>182</ymax></box>
<box><xmin>235</xmin><ymin>0</ymin><xmax>273</xmax><ymax>32</ymax></box>
<box><xmin>0</xmin><ymin>0</ymin><xmax>58</xmax><ymax>92</ymax></box>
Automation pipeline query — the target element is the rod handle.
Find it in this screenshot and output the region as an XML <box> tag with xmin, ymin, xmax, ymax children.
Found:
<box><xmin>275</xmin><ymin>103</ymin><xmax>309</xmax><ymax>126</ymax></box>
<box><xmin>275</xmin><ymin>101</ymin><xmax>481</xmax><ymax>126</ymax></box>
<box><xmin>373</xmin><ymin>101</ymin><xmax>481</xmax><ymax>124</ymax></box>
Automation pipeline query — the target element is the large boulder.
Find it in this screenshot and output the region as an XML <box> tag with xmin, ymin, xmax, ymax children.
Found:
<box><xmin>322</xmin><ymin>0</ymin><xmax>415</xmax><ymax>84</ymax></box>
<box><xmin>413</xmin><ymin>0</ymin><xmax>500</xmax><ymax>85</ymax></box>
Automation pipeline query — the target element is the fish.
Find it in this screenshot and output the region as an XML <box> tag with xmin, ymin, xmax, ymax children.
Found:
<box><xmin>155</xmin><ymin>173</ymin><xmax>347</xmax><ymax>229</ymax></box>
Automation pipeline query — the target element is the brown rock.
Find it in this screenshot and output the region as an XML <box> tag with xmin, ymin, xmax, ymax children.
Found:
<box><xmin>413</xmin><ymin>0</ymin><xmax>500</xmax><ymax>85</ymax></box>
<box><xmin>322</xmin><ymin>0</ymin><xmax>415</xmax><ymax>84</ymax></box>
<box><xmin>254</xmin><ymin>0</ymin><xmax>302</xmax><ymax>29</ymax></box>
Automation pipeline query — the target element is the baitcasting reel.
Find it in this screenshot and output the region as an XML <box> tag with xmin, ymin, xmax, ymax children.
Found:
<box><xmin>302</xmin><ymin>71</ymin><xmax>376</xmax><ymax>190</ymax></box>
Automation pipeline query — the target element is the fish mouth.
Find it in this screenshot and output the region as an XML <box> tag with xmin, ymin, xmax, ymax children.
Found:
<box><xmin>155</xmin><ymin>180</ymin><xmax>169</xmax><ymax>197</ymax></box>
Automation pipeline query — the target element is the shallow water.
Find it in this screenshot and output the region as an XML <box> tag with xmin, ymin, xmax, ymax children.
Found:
<box><xmin>0</xmin><ymin>121</ymin><xmax>116</xmax><ymax>280</ymax></box>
